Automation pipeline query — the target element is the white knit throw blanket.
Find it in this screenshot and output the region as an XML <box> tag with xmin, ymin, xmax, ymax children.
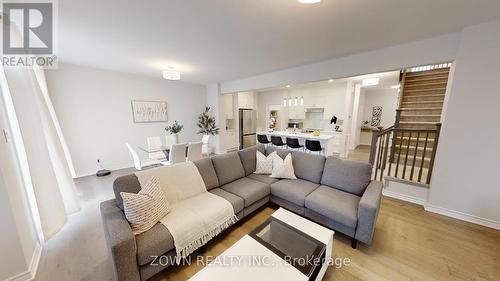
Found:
<box><xmin>135</xmin><ymin>162</ymin><xmax>237</xmax><ymax>261</ymax></box>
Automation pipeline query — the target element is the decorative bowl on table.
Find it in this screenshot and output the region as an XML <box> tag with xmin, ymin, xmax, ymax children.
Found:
<box><xmin>312</xmin><ymin>130</ymin><xmax>320</xmax><ymax>136</ymax></box>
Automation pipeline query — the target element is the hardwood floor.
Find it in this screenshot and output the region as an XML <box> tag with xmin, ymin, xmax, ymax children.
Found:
<box><xmin>150</xmin><ymin>200</ymin><xmax>500</xmax><ymax>281</ymax></box>
<box><xmin>34</xmin><ymin>147</ymin><xmax>500</xmax><ymax>281</ymax></box>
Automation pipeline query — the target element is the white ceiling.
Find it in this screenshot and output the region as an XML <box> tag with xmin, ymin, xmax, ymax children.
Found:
<box><xmin>57</xmin><ymin>0</ymin><xmax>500</xmax><ymax>84</ymax></box>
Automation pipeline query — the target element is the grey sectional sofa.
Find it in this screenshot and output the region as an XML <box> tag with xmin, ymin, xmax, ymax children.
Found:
<box><xmin>100</xmin><ymin>144</ymin><xmax>383</xmax><ymax>281</ymax></box>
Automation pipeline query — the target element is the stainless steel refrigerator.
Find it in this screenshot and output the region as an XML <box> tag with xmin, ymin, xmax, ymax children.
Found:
<box><xmin>239</xmin><ymin>109</ymin><xmax>256</xmax><ymax>149</ymax></box>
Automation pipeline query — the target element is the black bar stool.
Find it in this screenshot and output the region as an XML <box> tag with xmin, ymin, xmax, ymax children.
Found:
<box><xmin>271</xmin><ymin>136</ymin><xmax>286</xmax><ymax>148</ymax></box>
<box><xmin>286</xmin><ymin>137</ymin><xmax>304</xmax><ymax>151</ymax></box>
<box><xmin>305</xmin><ymin>139</ymin><xmax>324</xmax><ymax>155</ymax></box>
<box><xmin>257</xmin><ymin>134</ymin><xmax>270</xmax><ymax>146</ymax></box>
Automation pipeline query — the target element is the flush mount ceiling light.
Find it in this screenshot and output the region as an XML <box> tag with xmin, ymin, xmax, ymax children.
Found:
<box><xmin>286</xmin><ymin>85</ymin><xmax>291</xmax><ymax>88</ymax></box>
<box><xmin>362</xmin><ymin>78</ymin><xmax>379</xmax><ymax>86</ymax></box>
<box><xmin>163</xmin><ymin>67</ymin><xmax>181</xmax><ymax>80</ymax></box>
<box><xmin>328</xmin><ymin>79</ymin><xmax>334</xmax><ymax>83</ymax></box>
<box><xmin>391</xmin><ymin>84</ymin><xmax>401</xmax><ymax>89</ymax></box>
<box><xmin>298</xmin><ymin>0</ymin><xmax>321</xmax><ymax>3</ymax></box>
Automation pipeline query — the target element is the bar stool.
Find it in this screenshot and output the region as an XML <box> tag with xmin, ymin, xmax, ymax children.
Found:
<box><xmin>286</xmin><ymin>137</ymin><xmax>304</xmax><ymax>151</ymax></box>
<box><xmin>271</xmin><ymin>136</ymin><xmax>286</xmax><ymax>148</ymax></box>
<box><xmin>257</xmin><ymin>134</ymin><xmax>271</xmax><ymax>147</ymax></box>
<box><xmin>305</xmin><ymin>139</ymin><xmax>324</xmax><ymax>155</ymax></box>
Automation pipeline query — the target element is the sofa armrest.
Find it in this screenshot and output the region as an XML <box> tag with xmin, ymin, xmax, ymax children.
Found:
<box><xmin>100</xmin><ymin>199</ymin><xmax>140</xmax><ymax>281</ymax></box>
<box><xmin>355</xmin><ymin>180</ymin><xmax>383</xmax><ymax>244</ymax></box>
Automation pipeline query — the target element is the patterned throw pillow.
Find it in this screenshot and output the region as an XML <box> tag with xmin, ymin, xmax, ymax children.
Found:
<box><xmin>271</xmin><ymin>153</ymin><xmax>297</xmax><ymax>179</ymax></box>
<box><xmin>255</xmin><ymin>151</ymin><xmax>276</xmax><ymax>174</ymax></box>
<box><xmin>121</xmin><ymin>176</ymin><xmax>170</xmax><ymax>235</ymax></box>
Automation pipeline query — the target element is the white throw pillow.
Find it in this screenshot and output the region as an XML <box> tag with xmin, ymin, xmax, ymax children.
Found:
<box><xmin>255</xmin><ymin>151</ymin><xmax>276</xmax><ymax>174</ymax></box>
<box><xmin>271</xmin><ymin>153</ymin><xmax>297</xmax><ymax>179</ymax></box>
<box><xmin>121</xmin><ymin>176</ymin><xmax>170</xmax><ymax>235</ymax></box>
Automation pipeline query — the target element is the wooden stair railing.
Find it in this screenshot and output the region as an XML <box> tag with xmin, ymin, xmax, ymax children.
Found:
<box><xmin>369</xmin><ymin>123</ymin><xmax>441</xmax><ymax>185</ymax></box>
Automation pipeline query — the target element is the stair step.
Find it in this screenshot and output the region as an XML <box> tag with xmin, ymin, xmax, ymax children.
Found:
<box><xmin>406</xmin><ymin>69</ymin><xmax>450</xmax><ymax>78</ymax></box>
<box><xmin>400</xmin><ymin>114</ymin><xmax>441</xmax><ymax>118</ymax></box>
<box><xmin>400</xmin><ymin>107</ymin><xmax>442</xmax><ymax>111</ymax></box>
<box><xmin>404</xmin><ymin>87</ymin><xmax>447</xmax><ymax>93</ymax></box>
<box><xmin>402</xmin><ymin>93</ymin><xmax>445</xmax><ymax>99</ymax></box>
<box><xmin>401</xmin><ymin>101</ymin><xmax>443</xmax><ymax>105</ymax></box>
<box><xmin>405</xmin><ymin>76</ymin><xmax>449</xmax><ymax>83</ymax></box>
<box><xmin>399</xmin><ymin>121</ymin><xmax>438</xmax><ymax>125</ymax></box>
<box><xmin>404</xmin><ymin>81</ymin><xmax>448</xmax><ymax>88</ymax></box>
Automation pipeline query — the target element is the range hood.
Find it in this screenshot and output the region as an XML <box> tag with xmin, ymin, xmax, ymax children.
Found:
<box><xmin>305</xmin><ymin>108</ymin><xmax>324</xmax><ymax>113</ymax></box>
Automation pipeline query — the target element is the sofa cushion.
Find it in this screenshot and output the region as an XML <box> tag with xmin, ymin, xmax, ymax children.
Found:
<box><xmin>209</xmin><ymin>188</ymin><xmax>244</xmax><ymax>213</ymax></box>
<box><xmin>291</xmin><ymin>151</ymin><xmax>326</xmax><ymax>184</ymax></box>
<box><xmin>271</xmin><ymin>179</ymin><xmax>319</xmax><ymax>207</ymax></box>
<box><xmin>305</xmin><ymin>185</ymin><xmax>360</xmax><ymax>228</ymax></box>
<box><xmin>266</xmin><ymin>146</ymin><xmax>290</xmax><ymax>159</ymax></box>
<box><xmin>238</xmin><ymin>144</ymin><xmax>266</xmax><ymax>176</ymax></box>
<box><xmin>220</xmin><ymin>177</ymin><xmax>270</xmax><ymax>207</ymax></box>
<box><xmin>113</xmin><ymin>174</ymin><xmax>141</xmax><ymax>210</ymax></box>
<box><xmin>246</xmin><ymin>174</ymin><xmax>280</xmax><ymax>185</ymax></box>
<box><xmin>193</xmin><ymin>158</ymin><xmax>219</xmax><ymax>190</ymax></box>
<box><xmin>211</xmin><ymin>152</ymin><xmax>246</xmax><ymax>185</ymax></box>
<box><xmin>135</xmin><ymin>223</ymin><xmax>174</xmax><ymax>266</ymax></box>
<box><xmin>321</xmin><ymin>157</ymin><xmax>372</xmax><ymax>196</ymax></box>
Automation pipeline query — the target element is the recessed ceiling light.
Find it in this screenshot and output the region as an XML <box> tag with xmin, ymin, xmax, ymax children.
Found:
<box><xmin>328</xmin><ymin>79</ymin><xmax>334</xmax><ymax>83</ymax></box>
<box><xmin>362</xmin><ymin>78</ymin><xmax>379</xmax><ymax>86</ymax></box>
<box><xmin>163</xmin><ymin>66</ymin><xmax>180</xmax><ymax>80</ymax></box>
<box><xmin>299</xmin><ymin>0</ymin><xmax>321</xmax><ymax>3</ymax></box>
<box><xmin>286</xmin><ymin>85</ymin><xmax>291</xmax><ymax>88</ymax></box>
<box><xmin>391</xmin><ymin>85</ymin><xmax>401</xmax><ymax>89</ymax></box>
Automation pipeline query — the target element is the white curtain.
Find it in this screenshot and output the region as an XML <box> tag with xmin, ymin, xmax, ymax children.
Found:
<box><xmin>1</xmin><ymin>23</ymin><xmax>81</xmax><ymax>240</ymax></box>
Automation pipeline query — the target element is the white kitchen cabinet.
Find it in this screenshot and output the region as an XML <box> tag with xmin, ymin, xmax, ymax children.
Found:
<box><xmin>305</xmin><ymin>95</ymin><xmax>325</xmax><ymax>109</ymax></box>
<box><xmin>222</xmin><ymin>94</ymin><xmax>234</xmax><ymax>119</ymax></box>
<box><xmin>238</xmin><ymin>92</ymin><xmax>255</xmax><ymax>109</ymax></box>
<box><xmin>288</xmin><ymin>105</ymin><xmax>305</xmax><ymax>120</ymax></box>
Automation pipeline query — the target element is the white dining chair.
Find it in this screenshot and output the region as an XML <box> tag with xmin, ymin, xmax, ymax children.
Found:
<box><xmin>169</xmin><ymin>143</ymin><xmax>187</xmax><ymax>165</ymax></box>
<box><xmin>187</xmin><ymin>142</ymin><xmax>203</xmax><ymax>162</ymax></box>
<box><xmin>201</xmin><ymin>134</ymin><xmax>211</xmax><ymax>156</ymax></box>
<box><xmin>147</xmin><ymin>136</ymin><xmax>166</xmax><ymax>160</ymax></box>
<box><xmin>126</xmin><ymin>143</ymin><xmax>161</xmax><ymax>170</ymax></box>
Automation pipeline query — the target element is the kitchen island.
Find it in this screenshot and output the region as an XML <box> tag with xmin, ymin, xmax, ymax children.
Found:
<box><xmin>258</xmin><ymin>131</ymin><xmax>349</xmax><ymax>158</ymax></box>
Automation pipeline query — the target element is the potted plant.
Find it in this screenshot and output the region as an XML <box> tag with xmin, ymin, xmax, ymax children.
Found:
<box><xmin>196</xmin><ymin>106</ymin><xmax>220</xmax><ymax>136</ymax></box>
<box><xmin>165</xmin><ymin>120</ymin><xmax>183</xmax><ymax>144</ymax></box>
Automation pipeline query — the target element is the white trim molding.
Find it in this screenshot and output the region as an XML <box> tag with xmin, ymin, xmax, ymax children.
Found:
<box><xmin>424</xmin><ymin>204</ymin><xmax>500</xmax><ymax>231</ymax></box>
<box><xmin>3</xmin><ymin>243</ymin><xmax>42</xmax><ymax>281</ymax></box>
<box><xmin>382</xmin><ymin>189</ymin><xmax>426</xmax><ymax>206</ymax></box>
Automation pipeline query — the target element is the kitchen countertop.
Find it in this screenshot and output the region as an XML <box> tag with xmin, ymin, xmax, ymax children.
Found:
<box><xmin>259</xmin><ymin>130</ymin><xmax>345</xmax><ymax>140</ymax></box>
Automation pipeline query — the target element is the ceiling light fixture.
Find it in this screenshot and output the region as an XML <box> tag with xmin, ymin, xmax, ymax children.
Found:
<box><xmin>286</xmin><ymin>85</ymin><xmax>291</xmax><ymax>88</ymax></box>
<box><xmin>328</xmin><ymin>79</ymin><xmax>334</xmax><ymax>83</ymax></box>
<box><xmin>163</xmin><ymin>67</ymin><xmax>181</xmax><ymax>80</ymax></box>
<box><xmin>298</xmin><ymin>0</ymin><xmax>321</xmax><ymax>4</ymax></box>
<box><xmin>391</xmin><ymin>85</ymin><xmax>401</xmax><ymax>89</ymax></box>
<box><xmin>362</xmin><ymin>78</ymin><xmax>379</xmax><ymax>86</ymax></box>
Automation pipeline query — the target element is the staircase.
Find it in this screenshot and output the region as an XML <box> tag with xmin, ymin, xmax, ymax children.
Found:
<box><xmin>398</xmin><ymin>66</ymin><xmax>450</xmax><ymax>129</ymax></box>
<box><xmin>369</xmin><ymin>63</ymin><xmax>451</xmax><ymax>185</ymax></box>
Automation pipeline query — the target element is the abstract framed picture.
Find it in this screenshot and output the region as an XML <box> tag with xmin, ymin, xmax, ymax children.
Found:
<box><xmin>131</xmin><ymin>100</ymin><xmax>168</xmax><ymax>123</ymax></box>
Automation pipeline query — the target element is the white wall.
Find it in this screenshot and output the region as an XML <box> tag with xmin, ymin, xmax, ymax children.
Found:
<box><xmin>256</xmin><ymin>81</ymin><xmax>348</xmax><ymax>131</ymax></box>
<box><xmin>427</xmin><ymin>20</ymin><xmax>500</xmax><ymax>229</ymax></box>
<box><xmin>360</xmin><ymin>88</ymin><xmax>399</xmax><ymax>145</ymax></box>
<box><xmin>46</xmin><ymin>63</ymin><xmax>206</xmax><ymax>177</ymax></box>
<box><xmin>220</xmin><ymin>32</ymin><xmax>460</xmax><ymax>93</ymax></box>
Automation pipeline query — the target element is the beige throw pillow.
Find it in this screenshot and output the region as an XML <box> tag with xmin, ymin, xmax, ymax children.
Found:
<box><xmin>121</xmin><ymin>176</ymin><xmax>170</xmax><ymax>235</ymax></box>
<box><xmin>270</xmin><ymin>153</ymin><xmax>297</xmax><ymax>179</ymax></box>
<box><xmin>255</xmin><ymin>151</ymin><xmax>276</xmax><ymax>174</ymax></box>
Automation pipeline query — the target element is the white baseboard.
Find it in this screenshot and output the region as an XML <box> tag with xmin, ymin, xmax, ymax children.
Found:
<box><xmin>3</xmin><ymin>243</ymin><xmax>42</xmax><ymax>281</ymax></box>
<box><xmin>383</xmin><ymin>189</ymin><xmax>426</xmax><ymax>206</ymax></box>
<box><xmin>424</xmin><ymin>204</ymin><xmax>500</xmax><ymax>230</ymax></box>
